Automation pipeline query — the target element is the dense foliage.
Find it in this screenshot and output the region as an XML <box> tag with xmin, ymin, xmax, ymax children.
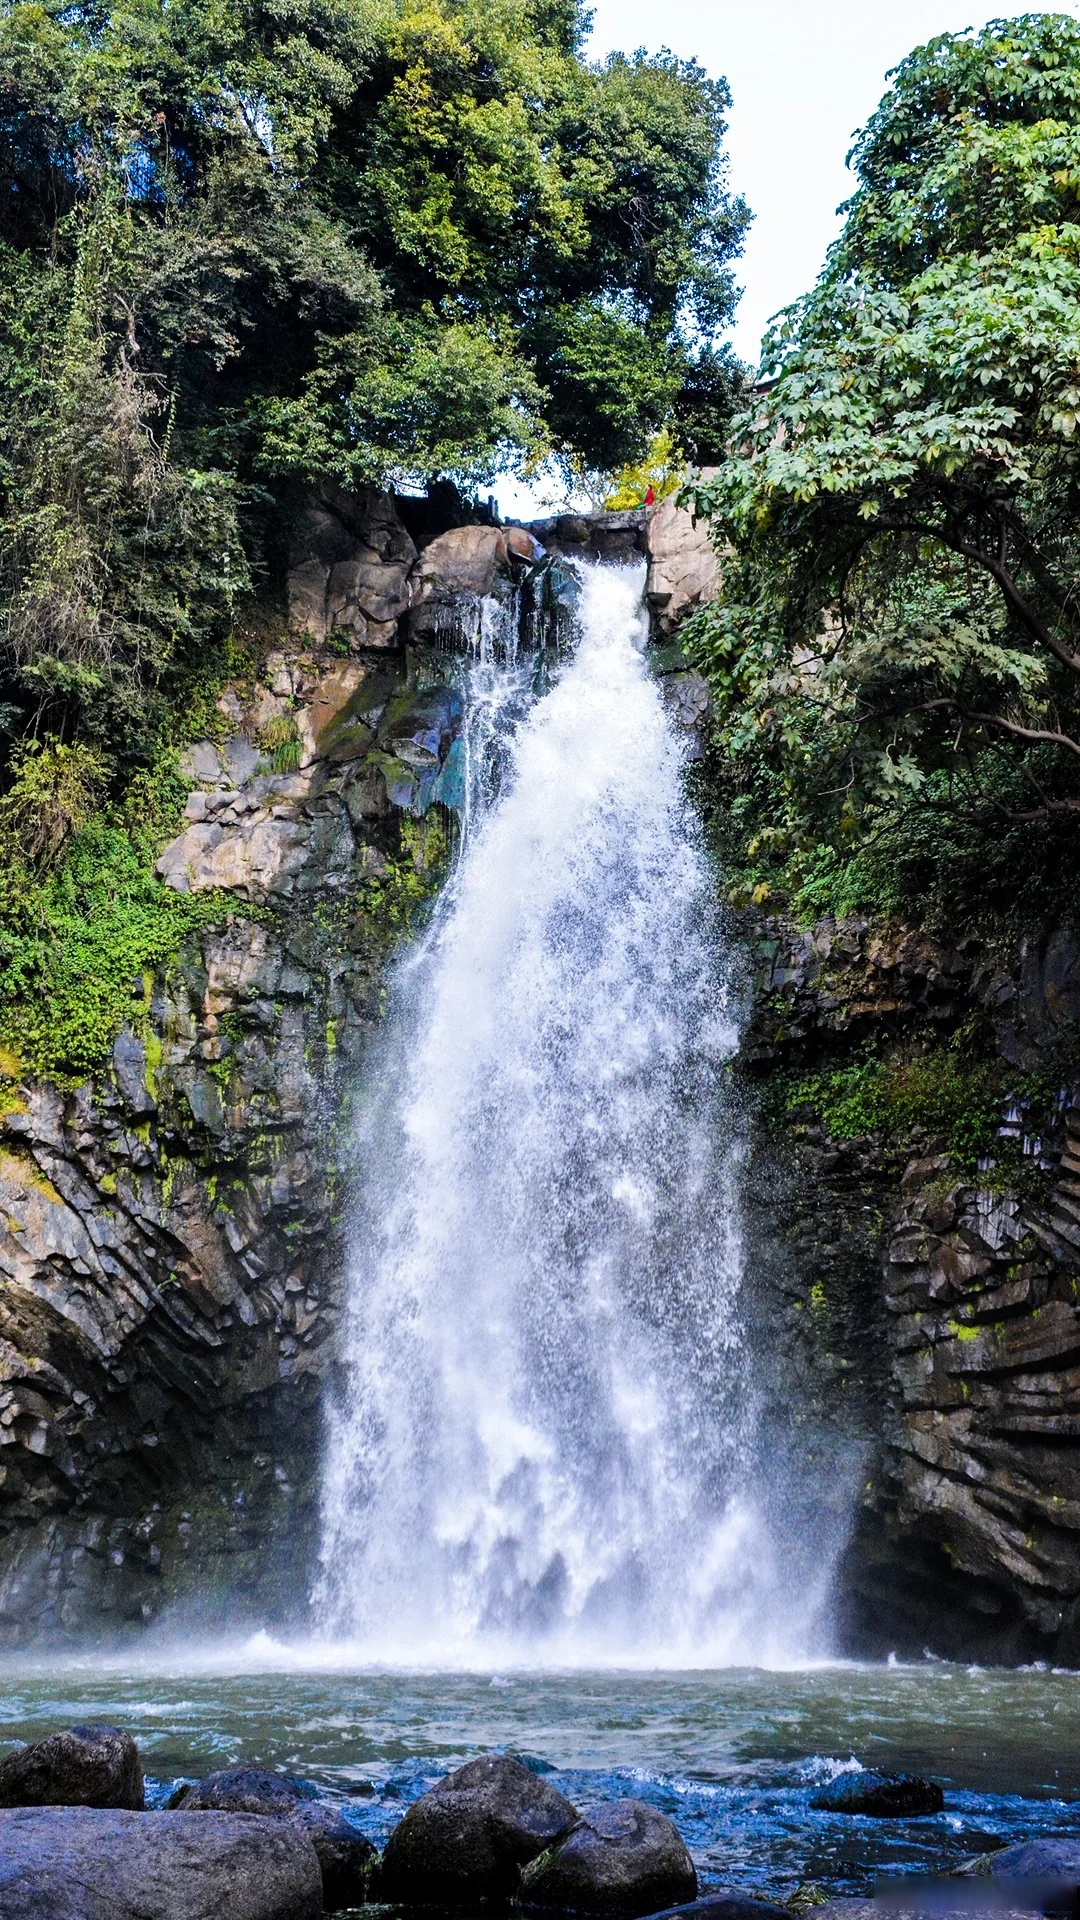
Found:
<box><xmin>687</xmin><ymin>14</ymin><xmax>1080</xmax><ymax>925</ymax></box>
<box><xmin>0</xmin><ymin>0</ymin><xmax>746</xmax><ymax>755</ymax></box>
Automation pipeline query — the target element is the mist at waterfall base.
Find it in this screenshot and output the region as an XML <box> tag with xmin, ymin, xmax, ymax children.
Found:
<box><xmin>315</xmin><ymin>563</ymin><xmax>848</xmax><ymax>1668</ymax></box>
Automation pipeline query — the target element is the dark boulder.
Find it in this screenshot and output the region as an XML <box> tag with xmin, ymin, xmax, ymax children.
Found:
<box><xmin>169</xmin><ymin>1767</ymin><xmax>307</xmax><ymax>1816</ymax></box>
<box><xmin>0</xmin><ymin>1805</ymin><xmax>322</xmax><ymax>1920</ymax></box>
<box><xmin>292</xmin><ymin>1801</ymin><xmax>377</xmax><ymax>1909</ymax></box>
<box><xmin>378</xmin><ymin>1753</ymin><xmax>579</xmax><ymax>1902</ymax></box>
<box><xmin>809</xmin><ymin>1771</ymin><xmax>944</xmax><ymax>1817</ymax></box>
<box><xmin>171</xmin><ymin>1766</ymin><xmax>375</xmax><ymax>1909</ymax></box>
<box><xmin>519</xmin><ymin>1798</ymin><xmax>698</xmax><ymax>1917</ymax></box>
<box><xmin>0</xmin><ymin>1724</ymin><xmax>143</xmax><ymax>1810</ymax></box>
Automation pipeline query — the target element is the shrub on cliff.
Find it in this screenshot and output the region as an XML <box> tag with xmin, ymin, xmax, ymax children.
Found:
<box><xmin>687</xmin><ymin>14</ymin><xmax>1080</xmax><ymax>926</ymax></box>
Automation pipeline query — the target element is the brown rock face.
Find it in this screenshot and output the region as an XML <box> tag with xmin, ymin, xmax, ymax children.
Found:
<box><xmin>644</xmin><ymin>473</ymin><xmax>719</xmax><ymax>637</ymax></box>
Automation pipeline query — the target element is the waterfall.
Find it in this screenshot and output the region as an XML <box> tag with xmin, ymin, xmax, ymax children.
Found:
<box><xmin>316</xmin><ymin>564</ymin><xmax>803</xmax><ymax>1666</ymax></box>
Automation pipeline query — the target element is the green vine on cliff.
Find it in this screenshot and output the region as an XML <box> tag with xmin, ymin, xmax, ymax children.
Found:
<box><xmin>780</xmin><ymin>1043</ymin><xmax>1057</xmax><ymax>1177</ymax></box>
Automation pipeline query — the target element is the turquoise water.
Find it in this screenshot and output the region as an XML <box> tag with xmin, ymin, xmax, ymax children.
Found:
<box><xmin>3</xmin><ymin>1656</ymin><xmax>1080</xmax><ymax>1902</ymax></box>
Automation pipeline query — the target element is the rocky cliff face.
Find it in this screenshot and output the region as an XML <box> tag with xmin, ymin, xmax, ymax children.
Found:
<box><xmin>0</xmin><ymin>485</ymin><xmax>700</xmax><ymax>1645</ymax></box>
<box><xmin>743</xmin><ymin>916</ymin><xmax>1080</xmax><ymax>1664</ymax></box>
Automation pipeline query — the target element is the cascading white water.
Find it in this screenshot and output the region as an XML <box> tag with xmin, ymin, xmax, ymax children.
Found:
<box><xmin>316</xmin><ymin>564</ymin><xmax>803</xmax><ymax>1665</ymax></box>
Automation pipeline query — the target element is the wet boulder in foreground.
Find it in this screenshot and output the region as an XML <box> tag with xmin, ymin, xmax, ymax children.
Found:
<box><xmin>809</xmin><ymin>1771</ymin><xmax>944</xmax><ymax>1817</ymax></box>
<box><xmin>290</xmin><ymin>1801</ymin><xmax>378</xmax><ymax>1909</ymax></box>
<box><xmin>172</xmin><ymin>1766</ymin><xmax>376</xmax><ymax>1909</ymax></box>
<box><xmin>645</xmin><ymin>1898</ymin><xmax>790</xmax><ymax>1920</ymax></box>
<box><xmin>378</xmin><ymin>1753</ymin><xmax>579</xmax><ymax>1902</ymax></box>
<box><xmin>987</xmin><ymin>1838</ymin><xmax>1080</xmax><ymax>1880</ymax></box>
<box><xmin>0</xmin><ymin>1724</ymin><xmax>143</xmax><ymax>1810</ymax></box>
<box><xmin>519</xmin><ymin>1798</ymin><xmax>698</xmax><ymax>1916</ymax></box>
<box><xmin>0</xmin><ymin>1806</ymin><xmax>322</xmax><ymax>1920</ymax></box>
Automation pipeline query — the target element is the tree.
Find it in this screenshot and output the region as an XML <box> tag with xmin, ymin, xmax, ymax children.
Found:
<box><xmin>687</xmin><ymin>15</ymin><xmax>1080</xmax><ymax>910</ymax></box>
<box><xmin>0</xmin><ymin>0</ymin><xmax>747</xmax><ymax>752</ymax></box>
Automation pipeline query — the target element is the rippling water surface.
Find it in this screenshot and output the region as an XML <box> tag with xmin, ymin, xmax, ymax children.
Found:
<box><xmin>4</xmin><ymin>1657</ymin><xmax>1080</xmax><ymax>1902</ymax></box>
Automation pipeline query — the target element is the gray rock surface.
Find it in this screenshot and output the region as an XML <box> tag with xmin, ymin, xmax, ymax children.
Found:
<box><xmin>988</xmin><ymin>1838</ymin><xmax>1080</xmax><ymax>1878</ymax></box>
<box><xmin>519</xmin><ymin>1797</ymin><xmax>698</xmax><ymax>1916</ymax></box>
<box><xmin>173</xmin><ymin>1767</ymin><xmax>375</xmax><ymax>1908</ymax></box>
<box><xmin>0</xmin><ymin>1805</ymin><xmax>322</xmax><ymax>1920</ymax></box>
<box><xmin>288</xmin><ymin>484</ymin><xmax>417</xmax><ymax>649</ymax></box>
<box><xmin>0</xmin><ymin>1724</ymin><xmax>143</xmax><ymax>1810</ymax></box>
<box><xmin>378</xmin><ymin>1754</ymin><xmax>579</xmax><ymax>1903</ymax></box>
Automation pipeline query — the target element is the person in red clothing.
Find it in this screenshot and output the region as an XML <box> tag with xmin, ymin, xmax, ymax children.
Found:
<box><xmin>643</xmin><ymin>483</ymin><xmax>655</xmax><ymax>506</ymax></box>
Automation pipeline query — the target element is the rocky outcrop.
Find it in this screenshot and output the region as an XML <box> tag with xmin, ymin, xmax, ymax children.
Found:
<box><xmin>287</xmin><ymin>484</ymin><xmax>418</xmax><ymax>650</ymax></box>
<box><xmin>645</xmin><ymin>472</ymin><xmax>719</xmax><ymax>637</ymax></box>
<box><xmin>742</xmin><ymin>913</ymin><xmax>1080</xmax><ymax>1663</ymax></box>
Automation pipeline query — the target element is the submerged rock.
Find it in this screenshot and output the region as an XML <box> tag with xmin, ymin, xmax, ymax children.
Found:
<box><xmin>646</xmin><ymin>1898</ymin><xmax>789</xmax><ymax>1920</ymax></box>
<box><xmin>0</xmin><ymin>1724</ymin><xmax>143</xmax><ymax>1810</ymax></box>
<box><xmin>519</xmin><ymin>1798</ymin><xmax>698</xmax><ymax>1916</ymax></box>
<box><xmin>0</xmin><ymin>1805</ymin><xmax>322</xmax><ymax>1920</ymax></box>
<box><xmin>172</xmin><ymin>1767</ymin><xmax>375</xmax><ymax>1909</ymax></box>
<box><xmin>809</xmin><ymin>1771</ymin><xmax>944</xmax><ymax>1817</ymax></box>
<box><xmin>378</xmin><ymin>1753</ymin><xmax>578</xmax><ymax>1902</ymax></box>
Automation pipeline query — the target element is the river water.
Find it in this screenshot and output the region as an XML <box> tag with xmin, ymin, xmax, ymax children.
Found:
<box><xmin>3</xmin><ymin>1657</ymin><xmax>1080</xmax><ymax>1902</ymax></box>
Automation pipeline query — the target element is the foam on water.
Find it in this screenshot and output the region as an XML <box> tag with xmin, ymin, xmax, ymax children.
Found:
<box><xmin>315</xmin><ymin>564</ymin><xmax>821</xmax><ymax>1667</ymax></box>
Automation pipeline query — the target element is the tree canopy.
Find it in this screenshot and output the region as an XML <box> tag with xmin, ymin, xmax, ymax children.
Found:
<box><xmin>0</xmin><ymin>0</ymin><xmax>747</xmax><ymax>752</ymax></box>
<box><xmin>687</xmin><ymin>14</ymin><xmax>1080</xmax><ymax>921</ymax></box>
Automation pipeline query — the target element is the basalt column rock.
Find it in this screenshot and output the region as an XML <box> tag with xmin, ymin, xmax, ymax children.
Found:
<box><xmin>739</xmin><ymin>911</ymin><xmax>1080</xmax><ymax>1665</ymax></box>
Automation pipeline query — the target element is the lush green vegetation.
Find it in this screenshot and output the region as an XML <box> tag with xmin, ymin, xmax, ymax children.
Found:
<box><xmin>687</xmin><ymin>14</ymin><xmax>1080</xmax><ymax>930</ymax></box>
<box><xmin>774</xmin><ymin>1038</ymin><xmax>1056</xmax><ymax>1178</ymax></box>
<box><xmin>0</xmin><ymin>0</ymin><xmax>746</xmax><ymax>758</ymax></box>
<box><xmin>0</xmin><ymin>0</ymin><xmax>748</xmax><ymax>1084</ymax></box>
<box><xmin>0</xmin><ymin>747</ymin><xmax>226</xmax><ymax>1085</ymax></box>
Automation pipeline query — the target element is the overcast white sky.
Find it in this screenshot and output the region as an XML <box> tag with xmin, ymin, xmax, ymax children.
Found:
<box><xmin>498</xmin><ymin>2</ymin><xmax>1080</xmax><ymax>511</ymax></box>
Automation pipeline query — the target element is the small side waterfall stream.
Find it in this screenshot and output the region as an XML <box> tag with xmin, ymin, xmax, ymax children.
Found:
<box><xmin>316</xmin><ymin>565</ymin><xmax>806</xmax><ymax>1664</ymax></box>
